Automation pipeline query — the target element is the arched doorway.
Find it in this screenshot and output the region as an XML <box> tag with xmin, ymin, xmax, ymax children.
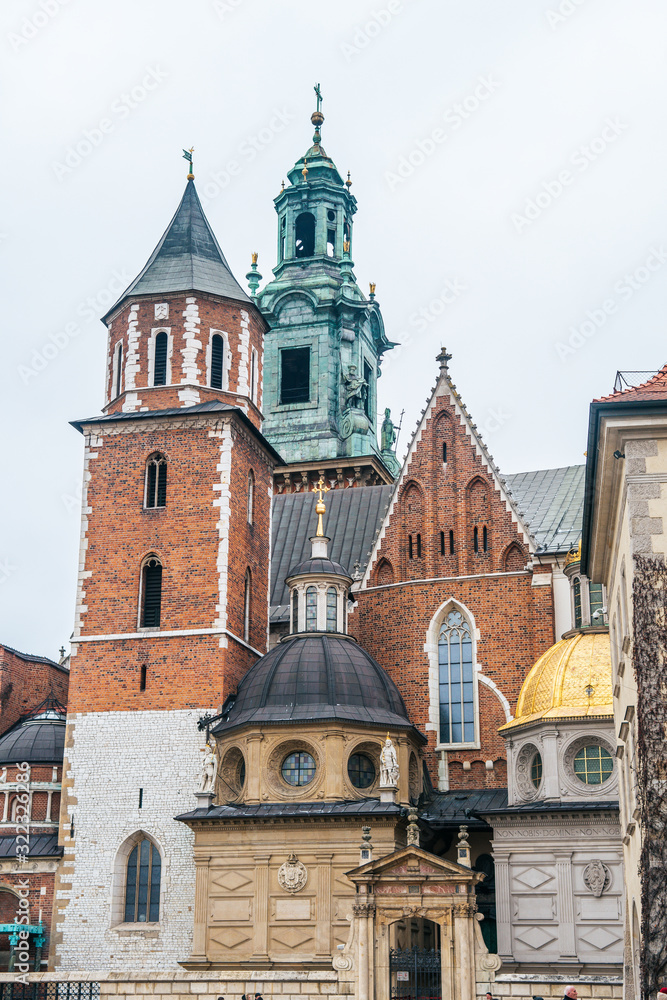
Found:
<box><xmin>389</xmin><ymin>917</ymin><xmax>441</xmax><ymax>999</ymax></box>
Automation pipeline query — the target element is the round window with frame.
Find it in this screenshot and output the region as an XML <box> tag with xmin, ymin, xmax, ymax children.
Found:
<box><xmin>281</xmin><ymin>751</ymin><xmax>316</xmax><ymax>787</ymax></box>
<box><xmin>573</xmin><ymin>744</ymin><xmax>614</xmax><ymax>785</ymax></box>
<box><xmin>347</xmin><ymin>752</ymin><xmax>375</xmax><ymax>789</ymax></box>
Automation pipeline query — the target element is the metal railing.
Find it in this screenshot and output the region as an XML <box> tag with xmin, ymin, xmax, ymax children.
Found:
<box><xmin>613</xmin><ymin>370</ymin><xmax>660</xmax><ymax>393</ymax></box>
<box><xmin>0</xmin><ymin>985</ymin><xmax>100</xmax><ymax>1000</ymax></box>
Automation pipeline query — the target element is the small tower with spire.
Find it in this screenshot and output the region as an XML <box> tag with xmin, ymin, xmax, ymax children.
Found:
<box><xmin>257</xmin><ymin>87</ymin><xmax>396</xmax><ymax>491</ymax></box>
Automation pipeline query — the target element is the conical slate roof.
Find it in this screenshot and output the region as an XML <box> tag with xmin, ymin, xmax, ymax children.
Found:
<box><xmin>104</xmin><ymin>179</ymin><xmax>250</xmax><ymax>320</ymax></box>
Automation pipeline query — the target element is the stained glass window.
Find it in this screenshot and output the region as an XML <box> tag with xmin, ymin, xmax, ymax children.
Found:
<box><xmin>125</xmin><ymin>838</ymin><xmax>160</xmax><ymax>923</ymax></box>
<box><xmin>282</xmin><ymin>752</ymin><xmax>316</xmax><ymax>786</ymax></box>
<box><xmin>348</xmin><ymin>753</ymin><xmax>375</xmax><ymax>789</ymax></box>
<box><xmin>291</xmin><ymin>589</ymin><xmax>299</xmax><ymax>633</ymax></box>
<box><xmin>306</xmin><ymin>587</ymin><xmax>317</xmax><ymax>631</ymax></box>
<box><xmin>574</xmin><ymin>745</ymin><xmax>614</xmax><ymax>784</ymax></box>
<box><xmin>326</xmin><ymin>588</ymin><xmax>338</xmax><ymax>632</ymax></box>
<box><xmin>439</xmin><ymin>610</ymin><xmax>475</xmax><ymax>744</ymax></box>
<box><xmin>573</xmin><ymin>577</ymin><xmax>582</xmax><ymax>628</ymax></box>
<box><xmin>531</xmin><ymin>752</ymin><xmax>543</xmax><ymax>788</ymax></box>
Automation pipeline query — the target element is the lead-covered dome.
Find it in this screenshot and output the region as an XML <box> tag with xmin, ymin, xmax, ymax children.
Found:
<box><xmin>0</xmin><ymin>713</ymin><xmax>66</xmax><ymax>764</ymax></box>
<box><xmin>212</xmin><ymin>633</ymin><xmax>412</xmax><ymax>734</ymax></box>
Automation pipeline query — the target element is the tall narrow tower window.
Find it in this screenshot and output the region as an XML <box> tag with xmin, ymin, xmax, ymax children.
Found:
<box><xmin>363</xmin><ymin>360</ymin><xmax>372</xmax><ymax>419</ymax></box>
<box><xmin>141</xmin><ymin>558</ymin><xmax>162</xmax><ymax>628</ymax></box>
<box><xmin>573</xmin><ymin>577</ymin><xmax>582</xmax><ymax>629</ymax></box>
<box><xmin>144</xmin><ymin>454</ymin><xmax>167</xmax><ymax>509</ymax></box>
<box><xmin>280</xmin><ymin>215</ymin><xmax>287</xmax><ymax>261</ymax></box>
<box><xmin>153</xmin><ymin>332</ymin><xmax>168</xmax><ymax>386</ymax></box>
<box><xmin>247</xmin><ymin>470</ymin><xmax>254</xmax><ymax>525</ymax></box>
<box><xmin>326</xmin><ymin>229</ymin><xmax>336</xmax><ymax>257</ymax></box>
<box><xmin>243</xmin><ymin>569</ymin><xmax>251</xmax><ymax>642</ymax></box>
<box><xmin>473</xmin><ymin>526</ymin><xmax>479</xmax><ymax>553</ymax></box>
<box><xmin>280</xmin><ymin>347</ymin><xmax>310</xmax><ymax>404</ymax></box>
<box><xmin>291</xmin><ymin>589</ymin><xmax>299</xmax><ymax>634</ymax></box>
<box><xmin>251</xmin><ymin>348</ymin><xmax>259</xmax><ymax>404</ymax></box>
<box><xmin>113</xmin><ymin>342</ymin><xmax>123</xmax><ymax>398</ymax></box>
<box><xmin>449</xmin><ymin>530</ymin><xmax>455</xmax><ymax>554</ymax></box>
<box><xmin>326</xmin><ymin>588</ymin><xmax>338</xmax><ymax>632</ymax></box>
<box><xmin>210</xmin><ymin>334</ymin><xmax>224</xmax><ymax>389</ymax></box>
<box><xmin>305</xmin><ymin>586</ymin><xmax>317</xmax><ymax>631</ymax></box>
<box><xmin>483</xmin><ymin>526</ymin><xmax>488</xmax><ymax>552</ymax></box>
<box><xmin>295</xmin><ymin>212</ymin><xmax>315</xmax><ymax>257</ymax></box>
<box><xmin>442</xmin><ymin>442</ymin><xmax>447</xmax><ymax>463</ymax></box>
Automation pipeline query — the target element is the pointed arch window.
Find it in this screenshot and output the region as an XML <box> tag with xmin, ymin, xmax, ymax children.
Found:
<box><xmin>124</xmin><ymin>837</ymin><xmax>161</xmax><ymax>923</ymax></box>
<box><xmin>247</xmin><ymin>470</ymin><xmax>254</xmax><ymax>525</ymax></box>
<box><xmin>439</xmin><ymin>610</ymin><xmax>475</xmax><ymax>745</ymax></box>
<box><xmin>141</xmin><ymin>558</ymin><xmax>162</xmax><ymax>628</ymax></box>
<box><xmin>144</xmin><ymin>454</ymin><xmax>167</xmax><ymax>509</ymax></box>
<box><xmin>210</xmin><ymin>333</ymin><xmax>225</xmax><ymax>389</ymax></box>
<box><xmin>305</xmin><ymin>586</ymin><xmax>317</xmax><ymax>631</ymax></box>
<box><xmin>243</xmin><ymin>569</ymin><xmax>251</xmax><ymax>642</ymax></box>
<box><xmin>153</xmin><ymin>332</ymin><xmax>168</xmax><ymax>386</ymax></box>
<box><xmin>113</xmin><ymin>341</ymin><xmax>123</xmax><ymax>398</ymax></box>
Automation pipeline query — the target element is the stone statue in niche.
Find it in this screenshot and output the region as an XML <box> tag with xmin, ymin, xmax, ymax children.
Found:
<box><xmin>198</xmin><ymin>743</ymin><xmax>218</xmax><ymax>794</ymax></box>
<box><xmin>381</xmin><ymin>408</ymin><xmax>396</xmax><ymax>452</ymax></box>
<box><xmin>380</xmin><ymin>735</ymin><xmax>399</xmax><ymax>787</ymax></box>
<box><xmin>583</xmin><ymin>859</ymin><xmax>611</xmax><ymax>896</ymax></box>
<box><xmin>342</xmin><ymin>365</ymin><xmax>367</xmax><ymax>409</ymax></box>
<box><xmin>277</xmin><ymin>854</ymin><xmax>308</xmax><ymax>893</ymax></box>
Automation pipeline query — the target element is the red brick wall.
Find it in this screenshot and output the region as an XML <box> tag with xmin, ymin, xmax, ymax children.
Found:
<box><xmin>0</xmin><ymin>649</ymin><xmax>68</xmax><ymax>736</ymax></box>
<box><xmin>104</xmin><ymin>294</ymin><xmax>266</xmax><ymax>427</ymax></box>
<box><xmin>69</xmin><ymin>413</ymin><xmax>272</xmax><ymax>715</ymax></box>
<box><xmin>349</xmin><ymin>383</ymin><xmax>556</xmax><ymax>786</ymax></box>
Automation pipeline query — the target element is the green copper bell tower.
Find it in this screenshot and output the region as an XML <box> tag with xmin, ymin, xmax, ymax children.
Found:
<box><xmin>257</xmin><ymin>86</ymin><xmax>398</xmax><ymax>487</ymax></box>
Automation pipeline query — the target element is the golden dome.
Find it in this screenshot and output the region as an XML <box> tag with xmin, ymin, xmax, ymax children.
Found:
<box><xmin>563</xmin><ymin>539</ymin><xmax>581</xmax><ymax>568</ymax></box>
<box><xmin>499</xmin><ymin>629</ymin><xmax>613</xmax><ymax>732</ymax></box>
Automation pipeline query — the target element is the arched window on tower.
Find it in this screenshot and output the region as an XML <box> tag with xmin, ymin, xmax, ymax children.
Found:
<box><xmin>210</xmin><ymin>333</ymin><xmax>225</xmax><ymax>389</ymax></box>
<box><xmin>295</xmin><ymin>212</ymin><xmax>315</xmax><ymax>258</ymax></box>
<box><xmin>125</xmin><ymin>837</ymin><xmax>161</xmax><ymax>923</ymax></box>
<box><xmin>243</xmin><ymin>569</ymin><xmax>251</xmax><ymax>642</ymax></box>
<box><xmin>305</xmin><ymin>586</ymin><xmax>317</xmax><ymax>631</ymax></box>
<box><xmin>573</xmin><ymin>577</ymin><xmax>582</xmax><ymax>629</ymax></box>
<box><xmin>326</xmin><ymin>587</ymin><xmax>338</xmax><ymax>632</ymax></box>
<box><xmin>439</xmin><ymin>610</ymin><xmax>475</xmax><ymax>745</ymax></box>
<box><xmin>247</xmin><ymin>470</ymin><xmax>254</xmax><ymax>525</ymax></box>
<box><xmin>250</xmin><ymin>348</ymin><xmax>259</xmax><ymax>404</ymax></box>
<box><xmin>153</xmin><ymin>331</ymin><xmax>168</xmax><ymax>386</ymax></box>
<box><xmin>590</xmin><ymin>582</ymin><xmax>605</xmax><ymax>623</ymax></box>
<box><xmin>291</xmin><ymin>589</ymin><xmax>299</xmax><ymax>634</ymax></box>
<box><xmin>144</xmin><ymin>454</ymin><xmax>167</xmax><ymax>509</ymax></box>
<box><xmin>113</xmin><ymin>341</ymin><xmax>123</xmax><ymax>398</ymax></box>
<box><xmin>141</xmin><ymin>557</ymin><xmax>162</xmax><ymax>628</ymax></box>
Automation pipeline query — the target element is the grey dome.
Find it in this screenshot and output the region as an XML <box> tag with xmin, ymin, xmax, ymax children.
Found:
<box><xmin>286</xmin><ymin>556</ymin><xmax>351</xmax><ymax>580</ymax></box>
<box><xmin>212</xmin><ymin>634</ymin><xmax>413</xmax><ymax>734</ymax></box>
<box><xmin>0</xmin><ymin>715</ymin><xmax>66</xmax><ymax>765</ymax></box>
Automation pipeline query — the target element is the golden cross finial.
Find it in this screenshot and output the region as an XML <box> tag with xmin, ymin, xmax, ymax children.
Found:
<box><xmin>312</xmin><ymin>476</ymin><xmax>330</xmax><ymax>536</ymax></box>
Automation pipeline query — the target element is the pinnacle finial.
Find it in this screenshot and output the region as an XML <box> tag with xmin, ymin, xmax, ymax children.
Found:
<box><xmin>346</xmin><ymin>171</ymin><xmax>352</xmax><ymax>189</ymax></box>
<box><xmin>311</xmin><ymin>83</ymin><xmax>324</xmax><ymax>145</ymax></box>
<box><xmin>311</xmin><ymin>476</ymin><xmax>330</xmax><ymax>536</ymax></box>
<box><xmin>437</xmin><ymin>347</ymin><xmax>452</xmax><ymax>373</ymax></box>
<box><xmin>246</xmin><ymin>252</ymin><xmax>262</xmax><ymax>298</ymax></box>
<box><xmin>182</xmin><ymin>146</ymin><xmax>194</xmax><ymax>180</ymax></box>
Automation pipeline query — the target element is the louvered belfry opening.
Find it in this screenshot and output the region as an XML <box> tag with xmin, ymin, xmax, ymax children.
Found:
<box><xmin>210</xmin><ymin>333</ymin><xmax>224</xmax><ymax>389</ymax></box>
<box><xmin>141</xmin><ymin>558</ymin><xmax>162</xmax><ymax>627</ymax></box>
<box><xmin>153</xmin><ymin>331</ymin><xmax>168</xmax><ymax>386</ymax></box>
<box><xmin>145</xmin><ymin>454</ymin><xmax>167</xmax><ymax>509</ymax></box>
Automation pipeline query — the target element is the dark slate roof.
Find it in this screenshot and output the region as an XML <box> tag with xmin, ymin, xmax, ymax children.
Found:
<box><xmin>211</xmin><ymin>633</ymin><xmax>419</xmax><ymax>736</ymax></box>
<box><xmin>1</xmin><ymin>644</ymin><xmax>67</xmax><ymax>672</ymax></box>
<box><xmin>505</xmin><ymin>465</ymin><xmax>584</xmax><ymax>554</ymax></box>
<box><xmin>0</xmin><ymin>717</ymin><xmax>66</xmax><ymax>765</ymax></box>
<box><xmin>480</xmin><ymin>799</ymin><xmax>619</xmax><ymax>816</ymax></box>
<box><xmin>177</xmin><ymin>797</ymin><xmax>402</xmax><ymax>822</ymax></box>
<box><xmin>420</xmin><ymin>788</ymin><xmax>508</xmax><ymax>829</ymax></box>
<box><xmin>71</xmin><ymin>401</ymin><xmax>283</xmax><ymax>463</ymax></box>
<box><xmin>287</xmin><ymin>556</ymin><xmax>351</xmax><ymax>580</ymax></box>
<box><xmin>271</xmin><ymin>485</ymin><xmax>393</xmax><ymax>620</ymax></box>
<box><xmin>103</xmin><ymin>179</ymin><xmax>250</xmax><ymax>320</ymax></box>
<box><xmin>0</xmin><ymin>834</ymin><xmax>62</xmax><ymax>858</ymax></box>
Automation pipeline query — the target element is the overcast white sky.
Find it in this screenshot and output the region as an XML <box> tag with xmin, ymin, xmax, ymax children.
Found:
<box><xmin>2</xmin><ymin>0</ymin><xmax>666</xmax><ymax>659</ymax></box>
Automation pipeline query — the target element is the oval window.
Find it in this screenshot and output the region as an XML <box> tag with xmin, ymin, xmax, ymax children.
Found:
<box><xmin>281</xmin><ymin>751</ymin><xmax>316</xmax><ymax>787</ymax></box>
<box><xmin>348</xmin><ymin>753</ymin><xmax>376</xmax><ymax>789</ymax></box>
<box><xmin>573</xmin><ymin>745</ymin><xmax>614</xmax><ymax>785</ymax></box>
<box><xmin>530</xmin><ymin>752</ymin><xmax>542</xmax><ymax>788</ymax></box>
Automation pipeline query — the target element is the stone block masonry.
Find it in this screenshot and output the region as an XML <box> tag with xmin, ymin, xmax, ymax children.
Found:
<box><xmin>53</xmin><ymin>709</ymin><xmax>211</xmax><ymax>971</ymax></box>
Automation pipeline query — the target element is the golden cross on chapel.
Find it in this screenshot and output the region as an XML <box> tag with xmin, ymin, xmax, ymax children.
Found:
<box><xmin>312</xmin><ymin>476</ymin><xmax>330</xmax><ymax>537</ymax></box>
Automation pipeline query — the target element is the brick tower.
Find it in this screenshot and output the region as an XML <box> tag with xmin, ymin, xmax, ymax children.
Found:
<box><xmin>52</xmin><ymin>175</ymin><xmax>279</xmax><ymax>971</ymax></box>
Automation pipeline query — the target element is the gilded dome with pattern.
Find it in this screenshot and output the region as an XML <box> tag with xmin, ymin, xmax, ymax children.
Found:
<box><xmin>499</xmin><ymin>629</ymin><xmax>613</xmax><ymax>731</ymax></box>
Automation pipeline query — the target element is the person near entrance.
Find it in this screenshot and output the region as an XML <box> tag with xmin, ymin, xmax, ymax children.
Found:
<box><xmin>564</xmin><ymin>986</ymin><xmax>578</xmax><ymax>1000</ymax></box>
